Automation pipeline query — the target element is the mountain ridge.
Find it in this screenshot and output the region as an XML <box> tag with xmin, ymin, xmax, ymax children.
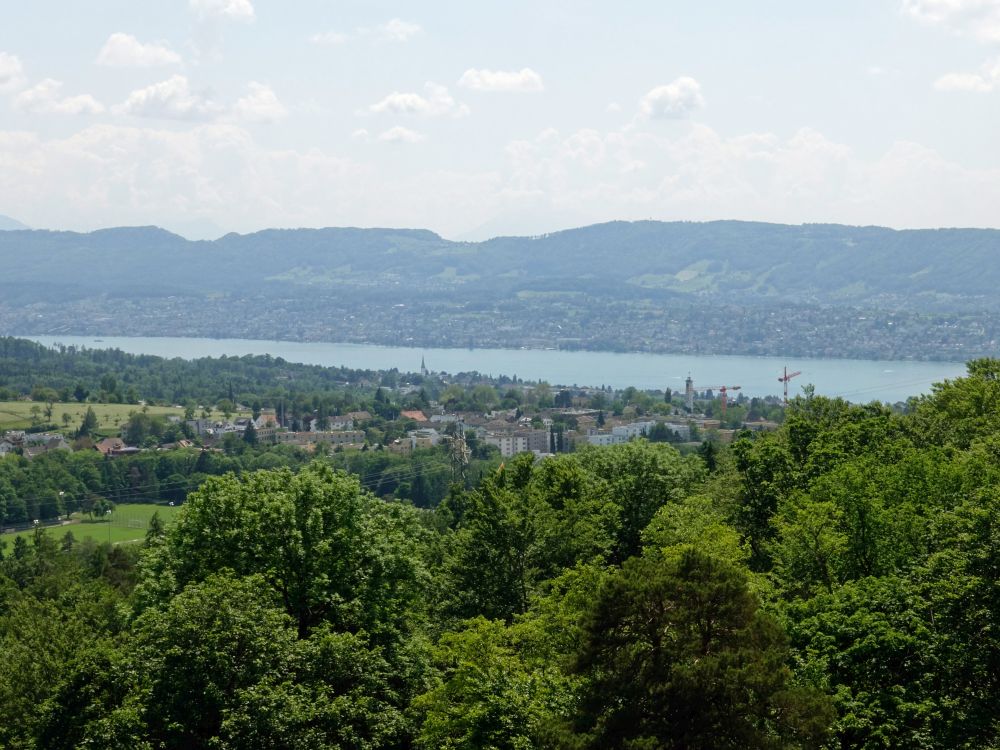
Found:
<box><xmin>0</xmin><ymin>219</ymin><xmax>998</xmax><ymax>307</ymax></box>
<box><xmin>1</xmin><ymin>219</ymin><xmax>998</xmax><ymax>361</ymax></box>
<box><xmin>0</xmin><ymin>214</ymin><xmax>29</xmax><ymax>231</ymax></box>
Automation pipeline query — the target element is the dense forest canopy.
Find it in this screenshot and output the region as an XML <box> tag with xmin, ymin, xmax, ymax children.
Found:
<box><xmin>2</xmin><ymin>358</ymin><xmax>999</xmax><ymax>747</ymax></box>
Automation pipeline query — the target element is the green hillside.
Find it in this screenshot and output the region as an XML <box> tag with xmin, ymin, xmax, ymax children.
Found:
<box><xmin>0</xmin><ymin>221</ymin><xmax>997</xmax><ymax>307</ymax></box>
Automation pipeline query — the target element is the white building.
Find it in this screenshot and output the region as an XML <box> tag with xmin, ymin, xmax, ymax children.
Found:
<box><xmin>587</xmin><ymin>432</ymin><xmax>626</xmax><ymax>447</ymax></box>
<box><xmin>612</xmin><ymin>420</ymin><xmax>657</xmax><ymax>440</ymax></box>
<box><xmin>409</xmin><ymin>428</ymin><xmax>442</xmax><ymax>450</ymax></box>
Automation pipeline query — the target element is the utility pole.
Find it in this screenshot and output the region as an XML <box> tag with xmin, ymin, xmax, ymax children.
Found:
<box><xmin>447</xmin><ymin>420</ymin><xmax>470</xmax><ymax>484</ymax></box>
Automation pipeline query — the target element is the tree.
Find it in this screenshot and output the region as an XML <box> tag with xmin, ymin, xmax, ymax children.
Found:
<box><xmin>243</xmin><ymin>421</ymin><xmax>258</xmax><ymax>447</ymax></box>
<box><xmin>642</xmin><ymin>495</ymin><xmax>749</xmax><ymax>569</ymax></box>
<box><xmin>731</xmin><ymin>437</ymin><xmax>796</xmax><ymax>569</ymax></box>
<box><xmin>217</xmin><ymin>399</ymin><xmax>234</xmax><ymax>420</ymax></box>
<box><xmin>145</xmin><ymin>511</ymin><xmax>166</xmax><ymax>545</ymax></box>
<box><xmin>769</xmin><ymin>494</ymin><xmax>846</xmax><ymax>596</ymax></box>
<box><xmin>77</xmin><ymin>406</ymin><xmax>99</xmax><ymax>438</ymax></box>
<box><xmin>568</xmin><ymin>548</ymin><xmax>833</xmax><ymax>749</ymax></box>
<box><xmin>131</xmin><ymin>574</ymin><xmax>308</xmax><ymax>749</ymax></box>
<box><xmin>414</xmin><ymin>618</ymin><xmax>558</xmax><ymax>750</ymax></box>
<box><xmin>139</xmin><ymin>463</ymin><xmax>427</xmax><ymax>642</ymax></box>
<box><xmin>0</xmin><ymin>571</ymin><xmax>124</xmax><ymax>748</ymax></box>
<box><xmin>73</xmin><ymin>383</ymin><xmax>88</xmax><ymax>403</ymax></box>
<box><xmin>575</xmin><ymin>441</ymin><xmax>705</xmax><ymax>563</ymax></box>
<box><xmin>444</xmin><ymin>476</ymin><xmax>540</xmax><ymax>622</ymax></box>
<box><xmin>697</xmin><ymin>439</ymin><xmax>718</xmax><ymax>471</ymax></box>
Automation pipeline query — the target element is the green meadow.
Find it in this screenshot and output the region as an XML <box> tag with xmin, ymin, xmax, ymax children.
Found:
<box><xmin>0</xmin><ymin>400</ymin><xmax>235</xmax><ymax>435</ymax></box>
<box><xmin>0</xmin><ymin>503</ymin><xmax>183</xmax><ymax>545</ymax></box>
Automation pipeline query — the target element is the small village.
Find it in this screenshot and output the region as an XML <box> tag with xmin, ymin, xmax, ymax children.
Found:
<box><xmin>0</xmin><ymin>373</ymin><xmax>782</xmax><ymax>463</ymax></box>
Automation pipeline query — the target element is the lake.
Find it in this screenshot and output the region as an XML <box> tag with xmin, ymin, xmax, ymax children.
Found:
<box><xmin>21</xmin><ymin>335</ymin><xmax>968</xmax><ymax>403</ymax></box>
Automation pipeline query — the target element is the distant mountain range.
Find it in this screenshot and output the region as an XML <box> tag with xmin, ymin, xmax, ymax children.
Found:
<box><xmin>1</xmin><ymin>220</ymin><xmax>998</xmax><ymax>360</ymax></box>
<box><xmin>0</xmin><ymin>220</ymin><xmax>998</xmax><ymax>309</ymax></box>
<box><xmin>0</xmin><ymin>215</ymin><xmax>28</xmax><ymax>231</ymax></box>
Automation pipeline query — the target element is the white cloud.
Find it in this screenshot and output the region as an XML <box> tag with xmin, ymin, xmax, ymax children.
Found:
<box><xmin>379</xmin><ymin>18</ymin><xmax>422</xmax><ymax>42</ymax></box>
<box><xmin>0</xmin><ymin>123</ymin><xmax>511</xmax><ymax>236</ymax></box>
<box><xmin>934</xmin><ymin>56</ymin><xmax>1000</xmax><ymax>89</ymax></box>
<box><xmin>1</xmin><ymin>121</ymin><xmax>999</xmax><ymax>238</ymax></box>
<box><xmin>496</xmin><ymin>122</ymin><xmax>1000</xmax><ymax>234</ymax></box>
<box><xmin>309</xmin><ymin>30</ymin><xmax>349</xmax><ymax>45</ymax></box>
<box><xmin>96</xmin><ymin>33</ymin><xmax>182</xmax><ymax>67</ymax></box>
<box><xmin>115</xmin><ymin>75</ymin><xmax>221</xmax><ymax>120</ymax></box>
<box><xmin>902</xmin><ymin>0</ymin><xmax>1000</xmax><ymax>43</ymax></box>
<box><xmin>935</xmin><ymin>71</ymin><xmax>994</xmax><ymax>90</ymax></box>
<box><xmin>0</xmin><ymin>52</ymin><xmax>25</xmax><ymax>93</ymax></box>
<box><xmin>368</xmin><ymin>82</ymin><xmax>469</xmax><ymax>117</ymax></box>
<box><xmin>14</xmin><ymin>79</ymin><xmax>104</xmax><ymax>115</ymax></box>
<box><xmin>190</xmin><ymin>0</ymin><xmax>255</xmax><ymax>23</ymax></box>
<box><xmin>378</xmin><ymin>126</ymin><xmax>425</xmax><ymax>143</ymax></box>
<box><xmin>458</xmin><ymin>68</ymin><xmax>544</xmax><ymax>92</ymax></box>
<box><xmin>309</xmin><ymin>18</ymin><xmax>421</xmax><ymax>46</ymax></box>
<box><xmin>233</xmin><ymin>82</ymin><xmax>287</xmax><ymax>121</ymax></box>
<box><xmin>639</xmin><ymin>77</ymin><xmax>705</xmax><ymax>119</ymax></box>
<box><xmin>352</xmin><ymin>128</ymin><xmax>371</xmax><ymax>140</ymax></box>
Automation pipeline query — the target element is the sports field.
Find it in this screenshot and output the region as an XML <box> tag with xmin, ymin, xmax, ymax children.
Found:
<box><xmin>0</xmin><ymin>503</ymin><xmax>183</xmax><ymax>545</ymax></box>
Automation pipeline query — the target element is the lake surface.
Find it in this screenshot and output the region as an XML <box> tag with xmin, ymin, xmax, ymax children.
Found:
<box><xmin>22</xmin><ymin>335</ymin><xmax>967</xmax><ymax>403</ymax></box>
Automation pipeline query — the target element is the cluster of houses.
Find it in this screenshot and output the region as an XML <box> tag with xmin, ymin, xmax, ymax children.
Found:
<box><xmin>0</xmin><ymin>430</ymin><xmax>70</xmax><ymax>459</ymax></box>
<box><xmin>0</xmin><ymin>430</ymin><xmax>150</xmax><ymax>460</ymax></box>
<box><xmin>372</xmin><ymin>405</ymin><xmax>749</xmax><ymax>459</ymax></box>
<box><xmin>183</xmin><ymin>408</ymin><xmax>372</xmax><ymax>450</ymax></box>
<box><xmin>3</xmin><ymin>397</ymin><xmax>781</xmax><ymax>463</ymax></box>
<box><xmin>470</xmin><ymin>414</ymin><xmax>696</xmax><ymax>458</ymax></box>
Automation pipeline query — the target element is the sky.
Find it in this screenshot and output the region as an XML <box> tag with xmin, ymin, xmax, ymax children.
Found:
<box><xmin>1</xmin><ymin>0</ymin><xmax>999</xmax><ymax>239</ymax></box>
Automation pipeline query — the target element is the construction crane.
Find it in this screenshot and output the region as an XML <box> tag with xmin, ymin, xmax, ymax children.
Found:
<box><xmin>778</xmin><ymin>366</ymin><xmax>802</xmax><ymax>406</ymax></box>
<box><xmin>698</xmin><ymin>384</ymin><xmax>742</xmax><ymax>420</ymax></box>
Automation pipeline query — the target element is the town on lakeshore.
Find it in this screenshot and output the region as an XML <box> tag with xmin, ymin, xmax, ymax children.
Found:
<box><xmin>0</xmin><ymin>336</ymin><xmax>793</xmax><ymax>535</ymax></box>
<box><xmin>1</xmin><ymin>368</ymin><xmax>778</xmax><ymax>469</ymax></box>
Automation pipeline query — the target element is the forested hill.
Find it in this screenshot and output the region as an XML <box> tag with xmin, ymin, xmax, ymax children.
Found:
<box><xmin>4</xmin><ymin>221</ymin><xmax>1000</xmax><ymax>360</ymax></box>
<box><xmin>1</xmin><ymin>220</ymin><xmax>999</xmax><ymax>309</ymax></box>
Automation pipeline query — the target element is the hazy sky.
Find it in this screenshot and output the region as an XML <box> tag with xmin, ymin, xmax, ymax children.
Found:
<box><xmin>1</xmin><ymin>0</ymin><xmax>999</xmax><ymax>239</ymax></box>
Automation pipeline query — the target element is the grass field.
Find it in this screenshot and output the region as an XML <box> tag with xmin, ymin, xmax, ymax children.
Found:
<box><xmin>0</xmin><ymin>401</ymin><xmax>232</xmax><ymax>434</ymax></box>
<box><xmin>0</xmin><ymin>503</ymin><xmax>183</xmax><ymax>545</ymax></box>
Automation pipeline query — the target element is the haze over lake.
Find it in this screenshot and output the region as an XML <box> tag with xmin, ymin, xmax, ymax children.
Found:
<box><xmin>23</xmin><ymin>335</ymin><xmax>966</xmax><ymax>404</ymax></box>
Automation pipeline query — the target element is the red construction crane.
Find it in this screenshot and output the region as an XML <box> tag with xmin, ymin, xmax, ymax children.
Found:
<box><xmin>778</xmin><ymin>366</ymin><xmax>802</xmax><ymax>405</ymax></box>
<box><xmin>699</xmin><ymin>385</ymin><xmax>742</xmax><ymax>420</ymax></box>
